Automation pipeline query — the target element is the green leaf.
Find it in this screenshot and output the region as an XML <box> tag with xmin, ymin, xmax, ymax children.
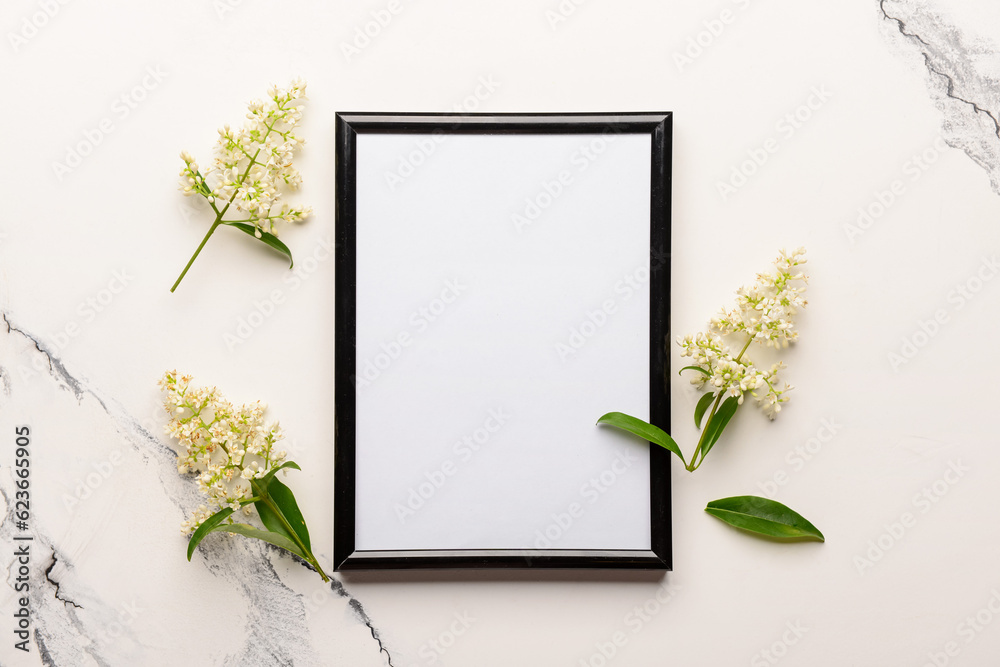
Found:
<box><xmin>255</xmin><ymin>477</ymin><xmax>312</xmax><ymax>552</ymax></box>
<box><xmin>259</xmin><ymin>460</ymin><xmax>301</xmax><ymax>486</ymax></box>
<box><xmin>187</xmin><ymin>507</ymin><xmax>234</xmax><ymax>561</ymax></box>
<box><xmin>206</xmin><ymin>522</ymin><xmax>310</xmax><ymax>560</ymax></box>
<box><xmin>678</xmin><ymin>365</ymin><xmax>711</xmax><ymax>377</ymax></box>
<box><xmin>694</xmin><ymin>392</ymin><xmax>716</xmax><ymax>429</ymax></box>
<box><xmin>250</xmin><ymin>462</ymin><xmax>310</xmax><ymax>552</ymax></box>
<box><xmin>705</xmin><ymin>496</ymin><xmax>825</xmax><ymax>541</ymax></box>
<box><xmin>597</xmin><ymin>412</ymin><xmax>686</xmax><ymax>466</ymax></box>
<box><xmin>699</xmin><ymin>396</ymin><xmax>740</xmax><ymax>460</ymax></box>
<box><xmin>252</xmin><ymin>486</ymin><xmax>293</xmax><ymax>543</ymax></box>
<box><xmin>227</xmin><ymin>222</ymin><xmax>294</xmax><ymax>268</ymax></box>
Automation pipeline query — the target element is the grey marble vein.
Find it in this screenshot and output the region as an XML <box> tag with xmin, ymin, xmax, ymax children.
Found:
<box><xmin>0</xmin><ymin>310</ymin><xmax>395</xmax><ymax>666</ymax></box>
<box><xmin>879</xmin><ymin>0</ymin><xmax>1000</xmax><ymax>194</ymax></box>
<box><xmin>0</xmin><ymin>365</ymin><xmax>11</xmax><ymax>399</ymax></box>
<box><xmin>2</xmin><ymin>485</ymin><xmax>113</xmax><ymax>667</ymax></box>
<box><xmin>43</xmin><ymin>553</ymin><xmax>84</xmax><ymax>610</ymax></box>
<box><xmin>332</xmin><ymin>580</ymin><xmax>395</xmax><ymax>667</ymax></box>
<box><xmin>2</xmin><ymin>312</ymin><xmax>92</xmax><ymax>406</ymax></box>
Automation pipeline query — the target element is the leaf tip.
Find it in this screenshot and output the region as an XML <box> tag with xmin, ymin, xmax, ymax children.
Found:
<box><xmin>596</xmin><ymin>412</ymin><xmax>616</xmax><ymax>425</ymax></box>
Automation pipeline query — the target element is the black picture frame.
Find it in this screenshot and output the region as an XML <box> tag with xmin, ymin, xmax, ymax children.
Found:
<box><xmin>335</xmin><ymin>112</ymin><xmax>672</xmax><ymax>570</ymax></box>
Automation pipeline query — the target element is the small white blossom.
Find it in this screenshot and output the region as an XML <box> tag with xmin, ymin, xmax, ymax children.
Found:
<box><xmin>177</xmin><ymin>79</ymin><xmax>311</xmax><ymax>239</ymax></box>
<box><xmin>160</xmin><ymin>371</ymin><xmax>291</xmax><ymax>532</ymax></box>
<box><xmin>678</xmin><ymin>249</ymin><xmax>807</xmax><ymax>420</ymax></box>
<box><xmin>711</xmin><ymin>247</ymin><xmax>808</xmax><ymax>348</ymax></box>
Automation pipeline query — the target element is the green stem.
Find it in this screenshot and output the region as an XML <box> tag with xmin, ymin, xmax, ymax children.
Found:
<box><xmin>170</xmin><ymin>216</ymin><xmax>222</xmax><ymax>292</ymax></box>
<box><xmin>170</xmin><ymin>111</ymin><xmax>285</xmax><ymax>293</ymax></box>
<box><xmin>256</xmin><ymin>486</ymin><xmax>330</xmax><ymax>582</ymax></box>
<box><xmin>220</xmin><ymin>215</ymin><xmax>285</xmax><ymax>224</ymax></box>
<box><xmin>686</xmin><ymin>392</ymin><xmax>724</xmax><ymax>471</ymax></box>
<box><xmin>734</xmin><ymin>337</ymin><xmax>753</xmax><ymax>363</ymax></box>
<box><xmin>686</xmin><ymin>335</ymin><xmax>754</xmax><ymax>472</ymax></box>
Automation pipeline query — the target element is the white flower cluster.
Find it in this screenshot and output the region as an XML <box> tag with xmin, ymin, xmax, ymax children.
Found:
<box><xmin>159</xmin><ymin>371</ymin><xmax>288</xmax><ymax>534</ymax></box>
<box><xmin>711</xmin><ymin>247</ymin><xmax>808</xmax><ymax>347</ymax></box>
<box><xmin>178</xmin><ymin>78</ymin><xmax>312</xmax><ymax>238</ymax></box>
<box><xmin>678</xmin><ymin>248</ymin><xmax>808</xmax><ymax>419</ymax></box>
<box><xmin>677</xmin><ymin>333</ymin><xmax>788</xmax><ymax>417</ymax></box>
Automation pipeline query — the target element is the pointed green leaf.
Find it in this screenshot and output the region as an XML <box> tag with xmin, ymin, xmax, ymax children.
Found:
<box><xmin>252</xmin><ymin>491</ymin><xmax>294</xmax><ymax>543</ymax></box>
<box><xmin>206</xmin><ymin>522</ymin><xmax>310</xmax><ymax>560</ymax></box>
<box><xmin>187</xmin><ymin>507</ymin><xmax>234</xmax><ymax>561</ymax></box>
<box><xmin>259</xmin><ymin>460</ymin><xmax>301</xmax><ymax>486</ymax></box>
<box><xmin>597</xmin><ymin>412</ymin><xmax>686</xmax><ymax>466</ymax></box>
<box><xmin>227</xmin><ymin>222</ymin><xmax>294</xmax><ymax>268</ymax></box>
<box><xmin>257</xmin><ymin>477</ymin><xmax>311</xmax><ymax>552</ymax></box>
<box><xmin>699</xmin><ymin>396</ymin><xmax>740</xmax><ymax>461</ymax></box>
<box><xmin>694</xmin><ymin>392</ymin><xmax>716</xmax><ymax>429</ymax></box>
<box><xmin>705</xmin><ymin>496</ymin><xmax>825</xmax><ymax>541</ymax></box>
<box><xmin>678</xmin><ymin>365</ymin><xmax>711</xmax><ymax>377</ymax></box>
<box><xmin>250</xmin><ymin>462</ymin><xmax>310</xmax><ymax>552</ymax></box>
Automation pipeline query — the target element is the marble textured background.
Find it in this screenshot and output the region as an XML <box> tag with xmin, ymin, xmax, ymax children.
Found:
<box><xmin>2</xmin><ymin>0</ymin><xmax>1000</xmax><ymax>665</ymax></box>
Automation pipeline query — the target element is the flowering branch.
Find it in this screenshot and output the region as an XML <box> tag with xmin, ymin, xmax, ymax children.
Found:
<box><xmin>679</xmin><ymin>246</ymin><xmax>807</xmax><ymax>467</ymax></box>
<box><xmin>600</xmin><ymin>247</ymin><xmax>808</xmax><ymax>470</ymax></box>
<box><xmin>596</xmin><ymin>249</ymin><xmax>822</xmax><ymax>541</ymax></box>
<box><xmin>170</xmin><ymin>79</ymin><xmax>313</xmax><ymax>292</ymax></box>
<box><xmin>160</xmin><ymin>371</ymin><xmax>329</xmax><ymax>582</ymax></box>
